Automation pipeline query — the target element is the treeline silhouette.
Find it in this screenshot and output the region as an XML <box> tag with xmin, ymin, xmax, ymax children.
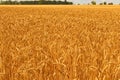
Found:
<box><xmin>0</xmin><ymin>0</ymin><xmax>73</xmax><ymax>5</ymax></box>
<box><xmin>91</xmin><ymin>0</ymin><xmax>113</xmax><ymax>5</ymax></box>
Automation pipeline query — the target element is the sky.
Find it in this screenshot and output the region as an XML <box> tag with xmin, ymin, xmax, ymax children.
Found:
<box><xmin>68</xmin><ymin>0</ymin><xmax>120</xmax><ymax>4</ymax></box>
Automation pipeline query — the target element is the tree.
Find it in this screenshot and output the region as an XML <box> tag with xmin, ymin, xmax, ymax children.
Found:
<box><xmin>65</xmin><ymin>0</ymin><xmax>67</xmax><ymax>2</ymax></box>
<box><xmin>0</xmin><ymin>0</ymin><xmax>2</xmax><ymax>4</ymax></box>
<box><xmin>39</xmin><ymin>0</ymin><xmax>45</xmax><ymax>4</ymax></box>
<box><xmin>108</xmin><ymin>2</ymin><xmax>113</xmax><ymax>5</ymax></box>
<box><xmin>103</xmin><ymin>1</ymin><xmax>107</xmax><ymax>5</ymax></box>
<box><xmin>99</xmin><ymin>3</ymin><xmax>103</xmax><ymax>5</ymax></box>
<box><xmin>91</xmin><ymin>0</ymin><xmax>96</xmax><ymax>5</ymax></box>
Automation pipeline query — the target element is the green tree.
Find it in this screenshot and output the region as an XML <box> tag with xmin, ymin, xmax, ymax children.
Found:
<box><xmin>91</xmin><ymin>0</ymin><xmax>96</xmax><ymax>5</ymax></box>
<box><xmin>39</xmin><ymin>0</ymin><xmax>45</xmax><ymax>4</ymax></box>
<box><xmin>99</xmin><ymin>3</ymin><xmax>103</xmax><ymax>5</ymax></box>
<box><xmin>108</xmin><ymin>2</ymin><xmax>113</xmax><ymax>5</ymax></box>
<box><xmin>103</xmin><ymin>1</ymin><xmax>107</xmax><ymax>5</ymax></box>
<box><xmin>0</xmin><ymin>0</ymin><xmax>2</xmax><ymax>4</ymax></box>
<box><xmin>65</xmin><ymin>0</ymin><xmax>67</xmax><ymax>2</ymax></box>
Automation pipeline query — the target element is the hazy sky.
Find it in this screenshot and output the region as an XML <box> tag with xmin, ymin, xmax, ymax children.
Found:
<box><xmin>68</xmin><ymin>0</ymin><xmax>120</xmax><ymax>4</ymax></box>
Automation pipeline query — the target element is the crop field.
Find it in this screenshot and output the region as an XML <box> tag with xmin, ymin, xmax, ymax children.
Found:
<box><xmin>0</xmin><ymin>5</ymin><xmax>120</xmax><ymax>80</ymax></box>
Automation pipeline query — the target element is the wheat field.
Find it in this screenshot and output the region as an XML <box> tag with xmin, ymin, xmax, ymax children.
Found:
<box><xmin>0</xmin><ymin>5</ymin><xmax>120</xmax><ymax>80</ymax></box>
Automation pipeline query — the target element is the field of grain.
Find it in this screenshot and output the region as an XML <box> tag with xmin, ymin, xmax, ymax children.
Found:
<box><xmin>0</xmin><ymin>5</ymin><xmax>120</xmax><ymax>80</ymax></box>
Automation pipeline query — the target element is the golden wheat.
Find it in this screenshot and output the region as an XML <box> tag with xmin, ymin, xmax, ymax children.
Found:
<box><xmin>0</xmin><ymin>5</ymin><xmax>120</xmax><ymax>80</ymax></box>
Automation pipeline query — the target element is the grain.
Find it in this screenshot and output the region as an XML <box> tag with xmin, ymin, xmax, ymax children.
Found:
<box><xmin>0</xmin><ymin>5</ymin><xmax>120</xmax><ymax>80</ymax></box>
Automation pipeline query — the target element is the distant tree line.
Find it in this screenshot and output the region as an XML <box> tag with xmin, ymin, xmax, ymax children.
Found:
<box><xmin>77</xmin><ymin>0</ymin><xmax>114</xmax><ymax>5</ymax></box>
<box><xmin>99</xmin><ymin>2</ymin><xmax>113</xmax><ymax>5</ymax></box>
<box><xmin>91</xmin><ymin>0</ymin><xmax>114</xmax><ymax>5</ymax></box>
<box><xmin>0</xmin><ymin>0</ymin><xmax>73</xmax><ymax>5</ymax></box>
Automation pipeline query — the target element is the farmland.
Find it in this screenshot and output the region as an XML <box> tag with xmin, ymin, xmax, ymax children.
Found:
<box><xmin>0</xmin><ymin>5</ymin><xmax>120</xmax><ymax>80</ymax></box>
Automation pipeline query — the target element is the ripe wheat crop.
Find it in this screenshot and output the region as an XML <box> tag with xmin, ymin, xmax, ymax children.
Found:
<box><xmin>0</xmin><ymin>5</ymin><xmax>120</xmax><ymax>80</ymax></box>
